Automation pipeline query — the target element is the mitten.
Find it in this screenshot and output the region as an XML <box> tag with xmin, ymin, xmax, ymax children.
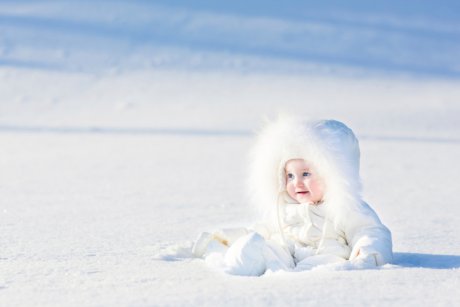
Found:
<box><xmin>192</xmin><ymin>228</ymin><xmax>248</xmax><ymax>258</ymax></box>
<box><xmin>350</xmin><ymin>252</ymin><xmax>378</xmax><ymax>269</ymax></box>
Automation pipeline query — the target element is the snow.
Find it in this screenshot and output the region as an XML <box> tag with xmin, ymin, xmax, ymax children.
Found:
<box><xmin>1</xmin><ymin>1</ymin><xmax>460</xmax><ymax>306</ymax></box>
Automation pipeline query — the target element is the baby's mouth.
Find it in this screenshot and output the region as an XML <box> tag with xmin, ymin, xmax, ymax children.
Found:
<box><xmin>296</xmin><ymin>191</ymin><xmax>309</xmax><ymax>195</ymax></box>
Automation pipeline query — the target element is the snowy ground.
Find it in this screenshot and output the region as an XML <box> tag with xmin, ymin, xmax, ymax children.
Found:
<box><xmin>1</xmin><ymin>1</ymin><xmax>460</xmax><ymax>306</ymax></box>
<box><xmin>2</xmin><ymin>69</ymin><xmax>460</xmax><ymax>307</ymax></box>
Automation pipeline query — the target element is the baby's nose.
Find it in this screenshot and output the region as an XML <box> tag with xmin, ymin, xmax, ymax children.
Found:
<box><xmin>295</xmin><ymin>178</ymin><xmax>305</xmax><ymax>187</ymax></box>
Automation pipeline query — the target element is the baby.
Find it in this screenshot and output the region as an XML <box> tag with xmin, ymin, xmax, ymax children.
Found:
<box><xmin>192</xmin><ymin>118</ymin><xmax>393</xmax><ymax>275</ymax></box>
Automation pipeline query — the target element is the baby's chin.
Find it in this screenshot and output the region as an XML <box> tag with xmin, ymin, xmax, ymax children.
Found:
<box><xmin>295</xmin><ymin>196</ymin><xmax>321</xmax><ymax>205</ymax></box>
<box><xmin>295</xmin><ymin>194</ymin><xmax>310</xmax><ymax>202</ymax></box>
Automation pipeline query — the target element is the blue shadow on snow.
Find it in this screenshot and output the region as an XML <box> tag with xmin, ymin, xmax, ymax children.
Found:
<box><xmin>0</xmin><ymin>125</ymin><xmax>251</xmax><ymax>137</ymax></box>
<box><xmin>2</xmin><ymin>125</ymin><xmax>460</xmax><ymax>145</ymax></box>
<box><xmin>393</xmin><ymin>252</ymin><xmax>460</xmax><ymax>269</ymax></box>
<box><xmin>1</xmin><ymin>1</ymin><xmax>460</xmax><ymax>78</ymax></box>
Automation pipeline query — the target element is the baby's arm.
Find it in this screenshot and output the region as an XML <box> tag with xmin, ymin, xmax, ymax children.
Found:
<box><xmin>343</xmin><ymin>203</ymin><xmax>393</xmax><ymax>266</ymax></box>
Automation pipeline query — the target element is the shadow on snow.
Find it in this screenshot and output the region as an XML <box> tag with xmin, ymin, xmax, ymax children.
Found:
<box><xmin>393</xmin><ymin>252</ymin><xmax>460</xmax><ymax>269</ymax></box>
<box><xmin>1</xmin><ymin>125</ymin><xmax>460</xmax><ymax>144</ymax></box>
<box><xmin>1</xmin><ymin>5</ymin><xmax>460</xmax><ymax>78</ymax></box>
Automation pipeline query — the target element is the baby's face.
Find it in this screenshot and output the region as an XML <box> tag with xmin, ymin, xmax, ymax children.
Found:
<box><xmin>285</xmin><ymin>159</ymin><xmax>325</xmax><ymax>204</ymax></box>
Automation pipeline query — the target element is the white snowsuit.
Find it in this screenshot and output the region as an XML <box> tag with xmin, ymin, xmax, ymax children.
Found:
<box><xmin>193</xmin><ymin>118</ymin><xmax>393</xmax><ymax>275</ymax></box>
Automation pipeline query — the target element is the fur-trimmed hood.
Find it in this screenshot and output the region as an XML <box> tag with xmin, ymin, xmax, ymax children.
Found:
<box><xmin>248</xmin><ymin>116</ymin><xmax>363</xmax><ymax>224</ymax></box>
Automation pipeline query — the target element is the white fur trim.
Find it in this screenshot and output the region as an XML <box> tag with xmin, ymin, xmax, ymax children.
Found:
<box><xmin>247</xmin><ymin>116</ymin><xmax>363</xmax><ymax>226</ymax></box>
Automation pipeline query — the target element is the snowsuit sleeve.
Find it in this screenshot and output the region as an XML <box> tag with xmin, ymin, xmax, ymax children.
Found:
<box><xmin>341</xmin><ymin>202</ymin><xmax>393</xmax><ymax>265</ymax></box>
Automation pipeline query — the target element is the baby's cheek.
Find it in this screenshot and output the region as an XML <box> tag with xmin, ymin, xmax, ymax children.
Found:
<box><xmin>312</xmin><ymin>180</ymin><xmax>325</xmax><ymax>195</ymax></box>
<box><xmin>286</xmin><ymin>183</ymin><xmax>295</xmax><ymax>197</ymax></box>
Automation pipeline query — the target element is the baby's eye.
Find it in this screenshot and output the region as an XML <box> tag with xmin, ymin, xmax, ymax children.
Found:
<box><xmin>303</xmin><ymin>172</ymin><xmax>311</xmax><ymax>177</ymax></box>
<box><xmin>287</xmin><ymin>173</ymin><xmax>294</xmax><ymax>181</ymax></box>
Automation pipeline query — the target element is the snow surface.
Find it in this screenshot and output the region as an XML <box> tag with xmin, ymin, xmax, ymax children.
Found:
<box><xmin>1</xmin><ymin>1</ymin><xmax>460</xmax><ymax>306</ymax></box>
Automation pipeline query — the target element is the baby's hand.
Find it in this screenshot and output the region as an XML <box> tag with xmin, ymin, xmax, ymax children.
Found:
<box><xmin>191</xmin><ymin>232</ymin><xmax>214</xmax><ymax>258</ymax></box>
<box><xmin>191</xmin><ymin>228</ymin><xmax>248</xmax><ymax>258</ymax></box>
<box><xmin>351</xmin><ymin>250</ymin><xmax>378</xmax><ymax>269</ymax></box>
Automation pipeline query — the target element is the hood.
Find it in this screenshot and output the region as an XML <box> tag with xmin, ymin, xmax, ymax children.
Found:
<box><xmin>247</xmin><ymin>116</ymin><xmax>363</xmax><ymax>223</ymax></box>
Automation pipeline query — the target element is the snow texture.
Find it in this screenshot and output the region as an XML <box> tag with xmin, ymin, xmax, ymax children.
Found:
<box><xmin>1</xmin><ymin>1</ymin><xmax>460</xmax><ymax>306</ymax></box>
